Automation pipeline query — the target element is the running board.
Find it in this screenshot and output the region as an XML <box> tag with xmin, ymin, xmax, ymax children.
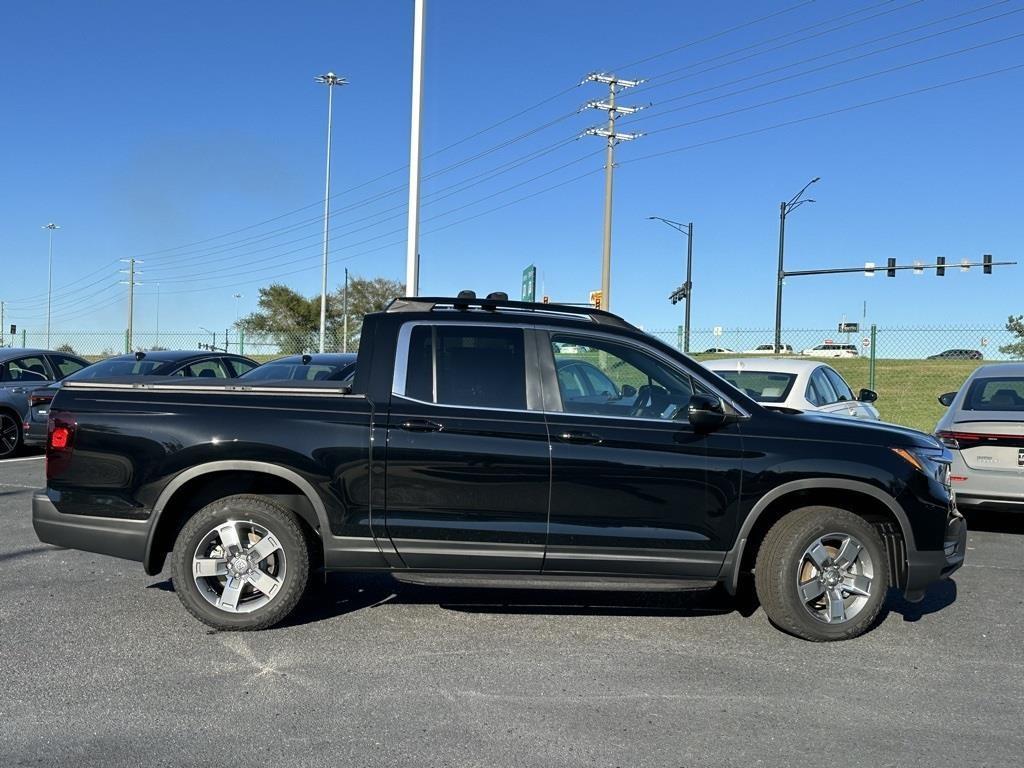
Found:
<box><xmin>391</xmin><ymin>572</ymin><xmax>716</xmax><ymax>592</ymax></box>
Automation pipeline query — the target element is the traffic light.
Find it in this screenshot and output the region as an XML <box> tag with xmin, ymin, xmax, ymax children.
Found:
<box><xmin>936</xmin><ymin>256</ymin><xmax>945</xmax><ymax>276</ymax></box>
<box><xmin>589</xmin><ymin>290</ymin><xmax>602</xmax><ymax>309</ymax></box>
<box><xmin>541</xmin><ymin>295</ymin><xmax>550</xmax><ymax>304</ymax></box>
<box><xmin>983</xmin><ymin>254</ymin><xmax>992</xmax><ymax>274</ymax></box>
<box><xmin>886</xmin><ymin>258</ymin><xmax>896</xmax><ymax>277</ymax></box>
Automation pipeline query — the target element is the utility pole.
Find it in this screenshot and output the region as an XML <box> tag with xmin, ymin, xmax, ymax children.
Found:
<box><xmin>315</xmin><ymin>72</ymin><xmax>348</xmax><ymax>353</ymax></box>
<box><xmin>406</xmin><ymin>0</ymin><xmax>427</xmax><ymax>296</ymax></box>
<box><xmin>43</xmin><ymin>223</ymin><xmax>59</xmax><ymax>348</ymax></box>
<box><xmin>342</xmin><ymin>268</ymin><xmax>349</xmax><ymax>353</ymax></box>
<box><xmin>649</xmin><ymin>217</ymin><xmax>694</xmax><ymax>353</ymax></box>
<box><xmin>120</xmin><ymin>258</ymin><xmax>142</xmax><ymax>351</ymax></box>
<box><xmin>0</xmin><ymin>301</ymin><xmax>5</xmax><ymax>348</ymax></box>
<box><xmin>156</xmin><ymin>284</ymin><xmax>161</xmax><ymax>349</ymax></box>
<box><xmin>582</xmin><ymin>73</ymin><xmax>644</xmax><ymax>312</ymax></box>
<box><xmin>774</xmin><ymin>177</ymin><xmax>819</xmax><ymax>354</ymax></box>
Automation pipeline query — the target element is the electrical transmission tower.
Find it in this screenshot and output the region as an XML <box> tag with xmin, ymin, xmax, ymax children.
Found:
<box><xmin>581</xmin><ymin>72</ymin><xmax>645</xmax><ymax>311</ymax></box>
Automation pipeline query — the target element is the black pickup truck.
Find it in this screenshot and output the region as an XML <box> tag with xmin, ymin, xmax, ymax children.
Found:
<box><xmin>33</xmin><ymin>294</ymin><xmax>966</xmax><ymax>641</ymax></box>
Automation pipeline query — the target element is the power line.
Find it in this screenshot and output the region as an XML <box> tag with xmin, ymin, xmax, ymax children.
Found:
<box><xmin>626</xmin><ymin>3</ymin><xmax>1024</xmax><ymax>125</ymax></box>
<box><xmin>620</xmin><ymin>62</ymin><xmax>1024</xmax><ymax>166</ymax></box>
<box><xmin>638</xmin><ymin>32</ymin><xmax>1024</xmax><ymax>137</ymax></box>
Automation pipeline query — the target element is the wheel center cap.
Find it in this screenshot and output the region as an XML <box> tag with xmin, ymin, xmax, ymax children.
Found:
<box><xmin>822</xmin><ymin>567</ymin><xmax>841</xmax><ymax>587</ymax></box>
<box><xmin>229</xmin><ymin>555</ymin><xmax>250</xmax><ymax>575</ymax></box>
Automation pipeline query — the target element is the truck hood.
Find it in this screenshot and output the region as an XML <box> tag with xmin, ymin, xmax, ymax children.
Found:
<box><xmin>766</xmin><ymin>408</ymin><xmax>942</xmax><ymax>450</ymax></box>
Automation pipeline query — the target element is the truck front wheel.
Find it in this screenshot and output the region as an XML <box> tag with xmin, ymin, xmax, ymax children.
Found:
<box><xmin>170</xmin><ymin>494</ymin><xmax>312</xmax><ymax>631</ymax></box>
<box><xmin>754</xmin><ymin>506</ymin><xmax>890</xmax><ymax>641</ymax></box>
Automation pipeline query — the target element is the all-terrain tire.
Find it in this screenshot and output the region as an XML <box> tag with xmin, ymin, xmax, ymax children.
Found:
<box><xmin>754</xmin><ymin>505</ymin><xmax>890</xmax><ymax>642</ymax></box>
<box><xmin>170</xmin><ymin>494</ymin><xmax>313</xmax><ymax>631</ymax></box>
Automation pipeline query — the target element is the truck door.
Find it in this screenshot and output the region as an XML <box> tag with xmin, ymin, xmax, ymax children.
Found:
<box><xmin>384</xmin><ymin>322</ymin><xmax>550</xmax><ymax>571</ymax></box>
<box><xmin>538</xmin><ymin>329</ymin><xmax>743</xmax><ymax>579</ymax></box>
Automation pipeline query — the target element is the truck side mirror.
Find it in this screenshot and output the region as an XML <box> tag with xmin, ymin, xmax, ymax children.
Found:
<box><xmin>688</xmin><ymin>393</ymin><xmax>734</xmax><ymax>429</ymax></box>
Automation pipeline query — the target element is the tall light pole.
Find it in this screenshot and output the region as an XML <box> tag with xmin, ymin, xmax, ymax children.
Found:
<box><xmin>155</xmin><ymin>283</ymin><xmax>161</xmax><ymax>349</ymax></box>
<box><xmin>315</xmin><ymin>71</ymin><xmax>347</xmax><ymax>353</ymax></box>
<box><xmin>648</xmin><ymin>217</ymin><xmax>694</xmax><ymax>354</ymax></box>
<box><xmin>405</xmin><ymin>0</ymin><xmax>427</xmax><ymax>296</ymax></box>
<box><xmin>342</xmin><ymin>268</ymin><xmax>349</xmax><ymax>353</ymax></box>
<box><xmin>774</xmin><ymin>177</ymin><xmax>820</xmax><ymax>354</ymax></box>
<box><xmin>43</xmin><ymin>223</ymin><xmax>59</xmax><ymax>347</ymax></box>
<box><xmin>582</xmin><ymin>73</ymin><xmax>644</xmax><ymax>311</ymax></box>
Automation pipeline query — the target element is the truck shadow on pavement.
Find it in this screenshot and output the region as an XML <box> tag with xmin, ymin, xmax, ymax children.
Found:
<box><xmin>150</xmin><ymin>573</ymin><xmax>958</xmax><ymax>629</ymax></box>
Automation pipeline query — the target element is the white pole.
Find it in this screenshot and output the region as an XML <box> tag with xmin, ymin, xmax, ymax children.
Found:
<box><xmin>156</xmin><ymin>283</ymin><xmax>161</xmax><ymax>348</ymax></box>
<box><xmin>318</xmin><ymin>82</ymin><xmax>334</xmax><ymax>353</ymax></box>
<box><xmin>405</xmin><ymin>0</ymin><xmax>426</xmax><ymax>296</ymax></box>
<box><xmin>43</xmin><ymin>223</ymin><xmax>59</xmax><ymax>347</ymax></box>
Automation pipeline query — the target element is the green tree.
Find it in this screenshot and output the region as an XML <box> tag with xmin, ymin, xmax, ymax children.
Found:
<box><xmin>237</xmin><ymin>284</ymin><xmax>340</xmax><ymax>354</ymax></box>
<box><xmin>237</xmin><ymin>276</ymin><xmax>404</xmax><ymax>354</ymax></box>
<box><xmin>335</xmin><ymin>275</ymin><xmax>405</xmax><ymax>350</ymax></box>
<box><xmin>998</xmin><ymin>315</ymin><xmax>1024</xmax><ymax>360</ymax></box>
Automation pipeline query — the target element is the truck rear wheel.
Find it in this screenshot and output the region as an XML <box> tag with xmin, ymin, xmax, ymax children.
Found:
<box><xmin>170</xmin><ymin>494</ymin><xmax>312</xmax><ymax>631</ymax></box>
<box><xmin>754</xmin><ymin>506</ymin><xmax>889</xmax><ymax>642</ymax></box>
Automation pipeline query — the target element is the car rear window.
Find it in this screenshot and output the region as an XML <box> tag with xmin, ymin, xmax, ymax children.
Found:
<box><xmin>70</xmin><ymin>359</ymin><xmax>164</xmax><ymax>378</ymax></box>
<box><xmin>712</xmin><ymin>371</ymin><xmax>796</xmax><ymax>403</ymax></box>
<box><xmin>964</xmin><ymin>377</ymin><xmax>1024</xmax><ymax>411</ymax></box>
<box><xmin>243</xmin><ymin>363</ymin><xmax>344</xmax><ymax>381</ymax></box>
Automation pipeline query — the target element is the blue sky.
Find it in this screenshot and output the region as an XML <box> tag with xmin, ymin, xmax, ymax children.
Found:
<box><xmin>1</xmin><ymin>0</ymin><xmax>1021</xmax><ymax>337</ymax></box>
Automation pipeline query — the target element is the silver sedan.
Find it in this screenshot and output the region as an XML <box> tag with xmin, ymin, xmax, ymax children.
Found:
<box><xmin>935</xmin><ymin>363</ymin><xmax>1024</xmax><ymax>513</ymax></box>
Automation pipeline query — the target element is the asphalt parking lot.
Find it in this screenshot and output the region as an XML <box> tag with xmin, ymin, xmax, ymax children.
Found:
<box><xmin>1</xmin><ymin>455</ymin><xmax>1022</xmax><ymax>768</ymax></box>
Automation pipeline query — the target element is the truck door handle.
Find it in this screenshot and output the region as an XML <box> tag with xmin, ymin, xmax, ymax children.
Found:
<box><xmin>400</xmin><ymin>419</ymin><xmax>444</xmax><ymax>433</ymax></box>
<box><xmin>557</xmin><ymin>431</ymin><xmax>603</xmax><ymax>445</ymax></box>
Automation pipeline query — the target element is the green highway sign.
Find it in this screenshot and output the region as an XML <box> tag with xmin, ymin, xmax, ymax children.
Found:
<box><xmin>521</xmin><ymin>264</ymin><xmax>536</xmax><ymax>302</ymax></box>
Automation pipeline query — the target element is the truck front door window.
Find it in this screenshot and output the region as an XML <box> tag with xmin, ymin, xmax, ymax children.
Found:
<box><xmin>550</xmin><ymin>335</ymin><xmax>694</xmax><ymax>420</ymax></box>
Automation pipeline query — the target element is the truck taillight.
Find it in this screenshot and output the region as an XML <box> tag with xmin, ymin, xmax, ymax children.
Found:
<box><xmin>46</xmin><ymin>411</ymin><xmax>76</xmax><ymax>480</ymax></box>
<box><xmin>29</xmin><ymin>393</ymin><xmax>54</xmax><ymax>407</ymax></box>
<box><xmin>51</xmin><ymin>426</ymin><xmax>70</xmax><ymax>449</ymax></box>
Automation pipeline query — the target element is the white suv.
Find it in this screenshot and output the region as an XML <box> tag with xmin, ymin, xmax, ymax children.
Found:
<box><xmin>802</xmin><ymin>343</ymin><xmax>859</xmax><ymax>358</ymax></box>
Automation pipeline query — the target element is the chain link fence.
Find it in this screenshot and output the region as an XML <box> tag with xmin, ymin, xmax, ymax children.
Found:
<box><xmin>646</xmin><ymin>325</ymin><xmax>1019</xmax><ymax>433</ymax></box>
<box><xmin>3</xmin><ymin>324</ymin><xmax>1020</xmax><ymax>433</ymax></box>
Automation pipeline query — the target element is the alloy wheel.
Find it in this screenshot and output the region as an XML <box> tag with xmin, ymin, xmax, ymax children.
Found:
<box><xmin>192</xmin><ymin>520</ymin><xmax>287</xmax><ymax>614</ymax></box>
<box><xmin>796</xmin><ymin>532</ymin><xmax>874</xmax><ymax>624</ymax></box>
<box><xmin>0</xmin><ymin>414</ymin><xmax>19</xmax><ymax>458</ymax></box>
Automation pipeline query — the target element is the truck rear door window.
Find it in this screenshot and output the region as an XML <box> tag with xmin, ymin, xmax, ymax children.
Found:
<box><xmin>405</xmin><ymin>325</ymin><xmax>527</xmax><ymax>410</ymax></box>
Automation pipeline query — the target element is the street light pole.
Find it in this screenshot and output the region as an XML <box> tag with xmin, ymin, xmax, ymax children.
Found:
<box><xmin>405</xmin><ymin>0</ymin><xmax>427</xmax><ymax>296</ymax></box>
<box><xmin>43</xmin><ymin>223</ymin><xmax>59</xmax><ymax>348</ymax></box>
<box><xmin>315</xmin><ymin>72</ymin><xmax>348</xmax><ymax>353</ymax></box>
<box><xmin>649</xmin><ymin>216</ymin><xmax>693</xmax><ymax>353</ymax></box>
<box><xmin>774</xmin><ymin>177</ymin><xmax>819</xmax><ymax>354</ymax></box>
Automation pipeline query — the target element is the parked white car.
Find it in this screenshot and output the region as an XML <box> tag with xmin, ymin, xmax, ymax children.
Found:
<box><xmin>801</xmin><ymin>343</ymin><xmax>859</xmax><ymax>358</ymax></box>
<box><xmin>934</xmin><ymin>363</ymin><xmax>1024</xmax><ymax>514</ymax></box>
<box><xmin>704</xmin><ymin>358</ymin><xmax>880</xmax><ymax>420</ymax></box>
<box><xmin>741</xmin><ymin>343</ymin><xmax>794</xmax><ymax>355</ymax></box>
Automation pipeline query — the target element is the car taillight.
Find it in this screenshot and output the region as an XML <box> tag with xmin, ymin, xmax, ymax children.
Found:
<box><xmin>46</xmin><ymin>411</ymin><xmax>76</xmax><ymax>480</ymax></box>
<box><xmin>935</xmin><ymin>430</ymin><xmax>961</xmax><ymax>449</ymax></box>
<box><xmin>936</xmin><ymin>430</ymin><xmax>1019</xmax><ymax>450</ymax></box>
<box><xmin>29</xmin><ymin>393</ymin><xmax>54</xmax><ymax>407</ymax></box>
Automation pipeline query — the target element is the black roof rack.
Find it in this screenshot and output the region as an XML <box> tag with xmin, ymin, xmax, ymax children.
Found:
<box><xmin>385</xmin><ymin>296</ymin><xmax>634</xmax><ymax>330</ymax></box>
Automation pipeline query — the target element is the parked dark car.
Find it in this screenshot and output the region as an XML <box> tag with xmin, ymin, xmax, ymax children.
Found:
<box><xmin>23</xmin><ymin>350</ymin><xmax>259</xmax><ymax>448</ymax></box>
<box><xmin>927</xmin><ymin>349</ymin><xmax>983</xmax><ymax>360</ymax></box>
<box><xmin>33</xmin><ymin>295</ymin><xmax>965</xmax><ymax>641</ymax></box>
<box><xmin>239</xmin><ymin>353</ymin><xmax>356</xmax><ymax>382</ymax></box>
<box><xmin>0</xmin><ymin>348</ymin><xmax>89</xmax><ymax>458</ymax></box>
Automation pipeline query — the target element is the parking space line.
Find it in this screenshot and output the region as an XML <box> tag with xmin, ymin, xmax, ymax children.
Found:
<box><xmin>1</xmin><ymin>483</ymin><xmax>37</xmax><ymax>490</ymax></box>
<box><xmin>0</xmin><ymin>456</ymin><xmax>44</xmax><ymax>463</ymax></box>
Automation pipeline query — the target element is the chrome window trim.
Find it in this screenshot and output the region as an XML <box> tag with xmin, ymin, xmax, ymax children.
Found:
<box><xmin>390</xmin><ymin>319</ymin><xmax>751</xmax><ymax>423</ymax></box>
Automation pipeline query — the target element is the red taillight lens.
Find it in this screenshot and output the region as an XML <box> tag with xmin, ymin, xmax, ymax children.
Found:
<box><xmin>46</xmin><ymin>411</ymin><xmax>76</xmax><ymax>480</ymax></box>
<box><xmin>50</xmin><ymin>426</ymin><xmax>70</xmax><ymax>449</ymax></box>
